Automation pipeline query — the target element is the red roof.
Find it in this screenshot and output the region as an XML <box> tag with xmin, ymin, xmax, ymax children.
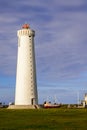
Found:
<box><xmin>22</xmin><ymin>24</ymin><xmax>29</xmax><ymax>29</ymax></box>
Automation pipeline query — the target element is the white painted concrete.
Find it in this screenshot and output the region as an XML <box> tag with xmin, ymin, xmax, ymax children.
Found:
<box><xmin>15</xmin><ymin>25</ymin><xmax>38</xmax><ymax>105</ymax></box>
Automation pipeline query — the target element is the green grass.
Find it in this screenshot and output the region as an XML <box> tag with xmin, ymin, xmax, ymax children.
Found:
<box><xmin>0</xmin><ymin>108</ymin><xmax>87</xmax><ymax>130</ymax></box>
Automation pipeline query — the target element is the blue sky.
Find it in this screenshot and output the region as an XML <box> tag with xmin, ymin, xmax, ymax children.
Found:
<box><xmin>0</xmin><ymin>0</ymin><xmax>87</xmax><ymax>104</ymax></box>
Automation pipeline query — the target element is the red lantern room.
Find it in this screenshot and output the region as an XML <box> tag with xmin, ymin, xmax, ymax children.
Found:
<box><xmin>22</xmin><ymin>24</ymin><xmax>30</xmax><ymax>29</ymax></box>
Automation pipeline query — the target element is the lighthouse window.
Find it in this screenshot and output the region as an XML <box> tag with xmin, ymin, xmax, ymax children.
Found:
<box><xmin>30</xmin><ymin>65</ymin><xmax>32</xmax><ymax>67</ymax></box>
<box><xmin>31</xmin><ymin>93</ymin><xmax>33</xmax><ymax>95</ymax></box>
<box><xmin>31</xmin><ymin>88</ymin><xmax>33</xmax><ymax>91</ymax></box>
<box><xmin>31</xmin><ymin>80</ymin><xmax>33</xmax><ymax>83</ymax></box>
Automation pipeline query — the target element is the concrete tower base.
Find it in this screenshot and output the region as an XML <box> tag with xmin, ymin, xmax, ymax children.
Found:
<box><xmin>8</xmin><ymin>105</ymin><xmax>40</xmax><ymax>109</ymax></box>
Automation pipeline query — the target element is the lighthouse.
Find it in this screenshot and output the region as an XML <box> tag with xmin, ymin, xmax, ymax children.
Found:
<box><xmin>15</xmin><ymin>24</ymin><xmax>38</xmax><ymax>106</ymax></box>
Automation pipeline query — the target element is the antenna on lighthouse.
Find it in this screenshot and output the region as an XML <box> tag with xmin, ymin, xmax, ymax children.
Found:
<box><xmin>77</xmin><ymin>91</ymin><xmax>80</xmax><ymax>107</ymax></box>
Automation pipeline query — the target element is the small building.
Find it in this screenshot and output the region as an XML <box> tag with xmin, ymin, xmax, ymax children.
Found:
<box><xmin>84</xmin><ymin>93</ymin><xmax>87</xmax><ymax>105</ymax></box>
<box><xmin>82</xmin><ymin>93</ymin><xmax>87</xmax><ymax>108</ymax></box>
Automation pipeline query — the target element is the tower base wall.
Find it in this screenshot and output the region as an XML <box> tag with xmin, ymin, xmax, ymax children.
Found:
<box><xmin>8</xmin><ymin>105</ymin><xmax>39</xmax><ymax>109</ymax></box>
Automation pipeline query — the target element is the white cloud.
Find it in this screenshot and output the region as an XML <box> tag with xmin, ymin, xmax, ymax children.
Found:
<box><xmin>34</xmin><ymin>6</ymin><xmax>87</xmax><ymax>82</ymax></box>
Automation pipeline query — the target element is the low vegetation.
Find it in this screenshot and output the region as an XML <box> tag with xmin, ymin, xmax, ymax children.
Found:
<box><xmin>0</xmin><ymin>108</ymin><xmax>87</xmax><ymax>130</ymax></box>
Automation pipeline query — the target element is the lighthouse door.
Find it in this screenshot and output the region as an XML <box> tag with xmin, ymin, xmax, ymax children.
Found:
<box><xmin>31</xmin><ymin>98</ymin><xmax>35</xmax><ymax>105</ymax></box>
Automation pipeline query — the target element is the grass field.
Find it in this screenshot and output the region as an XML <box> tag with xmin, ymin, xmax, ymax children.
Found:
<box><xmin>0</xmin><ymin>108</ymin><xmax>87</xmax><ymax>130</ymax></box>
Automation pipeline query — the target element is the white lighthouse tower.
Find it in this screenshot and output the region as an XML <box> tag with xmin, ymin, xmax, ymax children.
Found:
<box><xmin>15</xmin><ymin>24</ymin><xmax>38</xmax><ymax>106</ymax></box>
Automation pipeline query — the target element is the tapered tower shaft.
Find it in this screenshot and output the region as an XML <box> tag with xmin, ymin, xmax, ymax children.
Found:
<box><xmin>15</xmin><ymin>24</ymin><xmax>38</xmax><ymax>105</ymax></box>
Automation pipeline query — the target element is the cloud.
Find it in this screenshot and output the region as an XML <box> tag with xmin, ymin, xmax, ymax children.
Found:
<box><xmin>35</xmin><ymin>5</ymin><xmax>87</xmax><ymax>81</ymax></box>
<box><xmin>0</xmin><ymin>0</ymin><xmax>87</xmax><ymax>79</ymax></box>
<box><xmin>1</xmin><ymin>0</ymin><xmax>87</xmax><ymax>80</ymax></box>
